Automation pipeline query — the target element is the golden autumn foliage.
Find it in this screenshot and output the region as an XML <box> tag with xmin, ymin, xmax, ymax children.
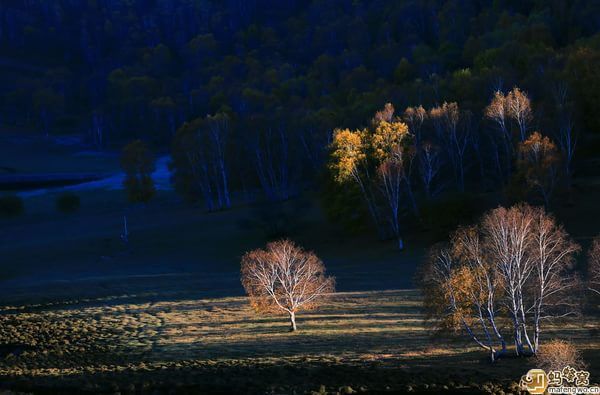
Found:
<box><xmin>372</xmin><ymin>120</ymin><xmax>410</xmax><ymax>162</ymax></box>
<box><xmin>330</xmin><ymin>128</ymin><xmax>368</xmax><ymax>183</ymax></box>
<box><xmin>329</xmin><ymin>104</ymin><xmax>411</xmax><ymax>183</ymax></box>
<box><xmin>428</xmin><ymin>102</ymin><xmax>460</xmax><ymax>138</ymax></box>
<box><xmin>519</xmin><ymin>131</ymin><xmax>559</xmax><ymax>164</ymax></box>
<box><xmin>403</xmin><ymin>105</ymin><xmax>427</xmax><ymax>128</ymax></box>
<box><xmin>484</xmin><ymin>86</ymin><xmax>533</xmax><ymax>141</ymax></box>
<box><xmin>329</xmin><ymin>103</ymin><xmax>413</xmax><ymax>247</ymax></box>
<box><xmin>484</xmin><ymin>90</ymin><xmax>508</xmax><ymax>128</ymax></box>
<box><xmin>329</xmin><ymin>103</ymin><xmax>411</xmax><ymax>183</ymax></box>
<box><xmin>441</xmin><ymin>102</ymin><xmax>460</xmax><ymax>130</ymax></box>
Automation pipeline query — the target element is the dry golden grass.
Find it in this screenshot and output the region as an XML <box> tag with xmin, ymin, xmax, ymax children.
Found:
<box><xmin>0</xmin><ymin>290</ymin><xmax>598</xmax><ymax>393</ymax></box>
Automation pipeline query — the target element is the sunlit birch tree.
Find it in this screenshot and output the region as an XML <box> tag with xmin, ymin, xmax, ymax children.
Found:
<box><xmin>241</xmin><ymin>240</ymin><xmax>335</xmax><ymax>331</ymax></box>
<box><xmin>422</xmin><ymin>204</ymin><xmax>580</xmax><ymax>361</ymax></box>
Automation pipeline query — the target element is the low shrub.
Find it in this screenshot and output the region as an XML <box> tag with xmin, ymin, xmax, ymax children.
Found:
<box><xmin>536</xmin><ymin>340</ymin><xmax>585</xmax><ymax>371</ymax></box>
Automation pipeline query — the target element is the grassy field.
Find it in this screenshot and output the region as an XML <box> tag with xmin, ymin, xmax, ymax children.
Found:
<box><xmin>0</xmin><ymin>290</ymin><xmax>598</xmax><ymax>394</ymax></box>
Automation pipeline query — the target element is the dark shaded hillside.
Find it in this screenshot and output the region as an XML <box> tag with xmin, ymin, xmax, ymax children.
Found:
<box><xmin>1</xmin><ymin>0</ymin><xmax>599</xmax><ymax>144</ymax></box>
<box><xmin>0</xmin><ymin>0</ymin><xmax>599</xmax><ymax>236</ymax></box>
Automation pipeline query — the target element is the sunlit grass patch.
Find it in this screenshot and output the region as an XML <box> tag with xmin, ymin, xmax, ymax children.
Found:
<box><xmin>0</xmin><ymin>289</ymin><xmax>598</xmax><ymax>393</ymax></box>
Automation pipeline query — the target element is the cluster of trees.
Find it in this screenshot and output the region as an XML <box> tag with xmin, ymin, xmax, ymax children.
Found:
<box><xmin>1</xmin><ymin>1</ymin><xmax>599</xmax><ymax>210</ymax></box>
<box><xmin>421</xmin><ymin>203</ymin><xmax>599</xmax><ymax>361</ymax></box>
<box><xmin>328</xmin><ymin>87</ymin><xmax>571</xmax><ymax>247</ymax></box>
<box><xmin>330</xmin><ymin>103</ymin><xmax>413</xmax><ymax>248</ymax></box>
<box><xmin>170</xmin><ymin>112</ymin><xmax>232</xmax><ymax>210</ymax></box>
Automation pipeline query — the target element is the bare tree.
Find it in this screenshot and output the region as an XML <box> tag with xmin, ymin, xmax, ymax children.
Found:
<box><xmin>453</xmin><ymin>107</ymin><xmax>471</xmax><ymax>191</ymax></box>
<box><xmin>241</xmin><ymin>240</ymin><xmax>335</xmax><ymax>331</ymax></box>
<box><xmin>251</xmin><ymin>122</ymin><xmax>292</xmax><ymax>202</ymax></box>
<box><xmin>207</xmin><ymin>113</ymin><xmax>231</xmax><ymax>209</ymax></box>
<box><xmin>588</xmin><ymin>236</ymin><xmax>600</xmax><ymax>296</ymax></box>
<box><xmin>552</xmin><ymin>83</ymin><xmax>578</xmax><ymax>187</ymax></box>
<box><xmin>418</xmin><ymin>141</ymin><xmax>443</xmax><ymax>199</ymax></box>
<box><xmin>428</xmin><ymin>105</ymin><xmax>445</xmax><ymax>142</ymax></box>
<box><xmin>430</xmin><ymin>102</ymin><xmax>469</xmax><ymax>191</ymax></box>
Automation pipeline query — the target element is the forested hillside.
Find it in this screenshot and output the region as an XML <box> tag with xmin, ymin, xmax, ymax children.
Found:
<box><xmin>1</xmin><ymin>0</ymin><xmax>599</xmax><ymax>213</ymax></box>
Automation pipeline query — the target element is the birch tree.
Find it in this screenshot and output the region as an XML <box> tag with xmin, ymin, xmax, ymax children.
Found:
<box><xmin>171</xmin><ymin>113</ymin><xmax>232</xmax><ymax>210</ymax></box>
<box><xmin>422</xmin><ymin>230</ymin><xmax>507</xmax><ymax>362</ymax></box>
<box><xmin>529</xmin><ymin>209</ymin><xmax>580</xmax><ymax>352</ymax></box>
<box><xmin>241</xmin><ymin>240</ymin><xmax>335</xmax><ymax>331</ymax></box>
<box><xmin>517</xmin><ymin>132</ymin><xmax>561</xmax><ymax>208</ymax></box>
<box><xmin>507</xmin><ymin>87</ymin><xmax>533</xmax><ymax>142</ymax></box>
<box><xmin>330</xmin><ymin>127</ymin><xmax>384</xmax><ymax>235</ymax></box>
<box><xmin>482</xmin><ymin>205</ymin><xmax>537</xmax><ymax>356</ymax></box>
<box><xmin>422</xmin><ymin>204</ymin><xmax>580</xmax><ymax>360</ymax></box>
<box><xmin>403</xmin><ymin>105</ymin><xmax>427</xmax><ymax>146</ymax></box>
<box><xmin>429</xmin><ymin>102</ymin><xmax>469</xmax><ymax>190</ymax></box>
<box><xmin>484</xmin><ymin>90</ymin><xmax>511</xmax><ymax>180</ymax></box>
<box><xmin>249</xmin><ymin>116</ymin><xmax>293</xmax><ymax>202</ymax></box>
<box><xmin>552</xmin><ymin>83</ymin><xmax>578</xmax><ymax>186</ymax></box>
<box><xmin>418</xmin><ymin>142</ymin><xmax>443</xmax><ymax>199</ymax></box>
<box><xmin>372</xmin><ymin>109</ymin><xmax>414</xmax><ymax>237</ymax></box>
<box><xmin>207</xmin><ymin>112</ymin><xmax>231</xmax><ymax>208</ymax></box>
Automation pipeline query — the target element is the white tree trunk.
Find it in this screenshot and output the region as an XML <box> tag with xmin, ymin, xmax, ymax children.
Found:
<box><xmin>289</xmin><ymin>311</ymin><xmax>297</xmax><ymax>332</ymax></box>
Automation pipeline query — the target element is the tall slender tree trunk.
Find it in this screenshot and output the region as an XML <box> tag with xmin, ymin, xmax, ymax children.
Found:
<box><xmin>219</xmin><ymin>160</ymin><xmax>231</xmax><ymax>208</ymax></box>
<box><xmin>289</xmin><ymin>311</ymin><xmax>297</xmax><ymax>332</ymax></box>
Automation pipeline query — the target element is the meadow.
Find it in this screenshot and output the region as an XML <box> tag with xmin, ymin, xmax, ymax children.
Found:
<box><xmin>1</xmin><ymin>289</ymin><xmax>598</xmax><ymax>394</ymax></box>
<box><xmin>1</xmin><ymin>136</ymin><xmax>599</xmax><ymax>394</ymax></box>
